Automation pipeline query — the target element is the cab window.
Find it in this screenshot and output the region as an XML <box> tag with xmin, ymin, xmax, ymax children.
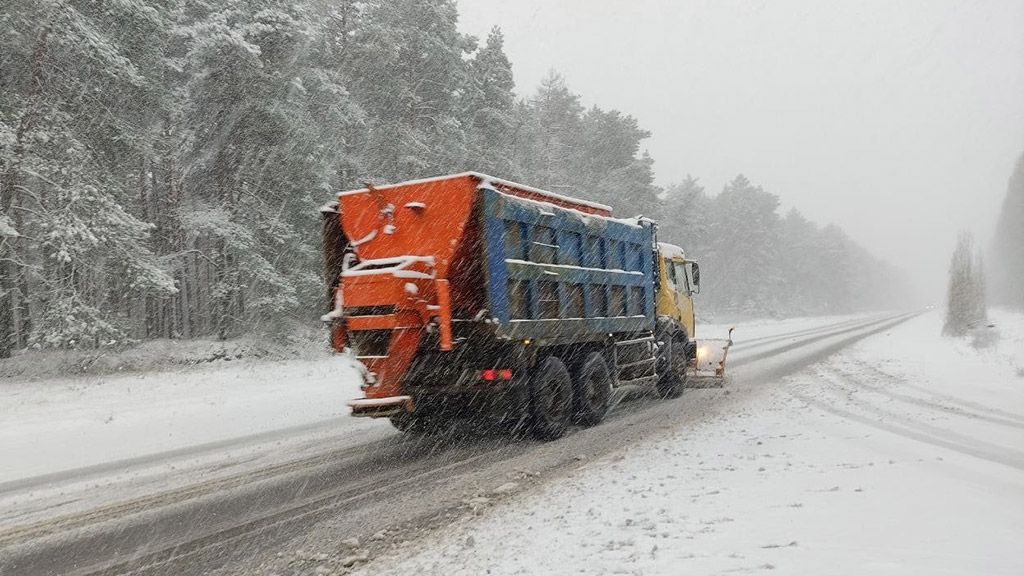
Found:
<box><xmin>674</xmin><ymin>262</ymin><xmax>690</xmax><ymax>293</ymax></box>
<box><xmin>664</xmin><ymin>259</ymin><xmax>677</xmax><ymax>290</ymax></box>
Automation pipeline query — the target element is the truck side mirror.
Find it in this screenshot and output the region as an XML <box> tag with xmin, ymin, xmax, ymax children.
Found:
<box><xmin>691</xmin><ymin>262</ymin><xmax>701</xmax><ymax>294</ymax></box>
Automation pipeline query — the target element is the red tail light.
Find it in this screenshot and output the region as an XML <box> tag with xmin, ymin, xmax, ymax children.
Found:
<box><xmin>480</xmin><ymin>369</ymin><xmax>513</xmax><ymax>381</ymax></box>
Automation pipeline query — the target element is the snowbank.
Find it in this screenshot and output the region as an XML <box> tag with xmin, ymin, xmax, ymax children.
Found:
<box><xmin>0</xmin><ymin>330</ymin><xmax>330</xmax><ymax>382</ymax></box>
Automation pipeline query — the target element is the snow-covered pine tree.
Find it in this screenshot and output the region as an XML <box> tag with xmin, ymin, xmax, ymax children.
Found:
<box><xmin>179</xmin><ymin>0</ymin><xmax>362</xmax><ymax>339</ymax></box>
<box><xmin>654</xmin><ymin>171</ymin><xmax>904</xmax><ymax>318</ymax></box>
<box><xmin>660</xmin><ymin>175</ymin><xmax>710</xmax><ymax>253</ymax></box>
<box><xmin>991</xmin><ymin>153</ymin><xmax>1024</xmax><ymax>309</ymax></box>
<box><xmin>943</xmin><ymin>232</ymin><xmax>987</xmax><ymax>336</ymax></box>
<box><xmin>973</xmin><ymin>253</ymin><xmax>989</xmax><ymax>326</ymax></box>
<box><xmin>575</xmin><ymin>108</ymin><xmax>660</xmax><ymax>216</ymax></box>
<box><xmin>462</xmin><ymin>27</ymin><xmax>517</xmax><ymax>177</ymax></box>
<box><xmin>0</xmin><ymin>0</ymin><xmax>176</xmax><ymax>353</ymax></box>
<box><xmin>348</xmin><ymin>0</ymin><xmax>472</xmax><ymax>184</ymax></box>
<box><xmin>306</xmin><ymin>0</ymin><xmax>366</xmax><ymax>187</ymax></box>
<box><xmin>515</xmin><ymin>72</ymin><xmax>586</xmax><ymax>192</ymax></box>
<box><xmin>703</xmin><ymin>175</ymin><xmax>783</xmax><ymax>316</ymax></box>
<box><xmin>777</xmin><ymin>209</ymin><xmax>828</xmax><ymax>315</ymax></box>
<box><xmin>511</xmin><ymin>73</ymin><xmax>663</xmax><ymax>216</ymax></box>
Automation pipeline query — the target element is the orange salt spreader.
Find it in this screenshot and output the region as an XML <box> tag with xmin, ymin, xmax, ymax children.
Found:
<box><xmin>322</xmin><ymin>172</ymin><xmax>612</xmax><ymax>418</ymax></box>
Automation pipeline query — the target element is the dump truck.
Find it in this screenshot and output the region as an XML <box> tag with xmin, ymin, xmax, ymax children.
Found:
<box><xmin>321</xmin><ymin>172</ymin><xmax>730</xmax><ymax>439</ymax></box>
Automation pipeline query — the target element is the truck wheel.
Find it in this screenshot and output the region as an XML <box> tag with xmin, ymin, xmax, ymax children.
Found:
<box><xmin>656</xmin><ymin>340</ymin><xmax>688</xmax><ymax>399</ymax></box>
<box><xmin>574</xmin><ymin>352</ymin><xmax>612</xmax><ymax>426</ymax></box>
<box><xmin>530</xmin><ymin>356</ymin><xmax>573</xmax><ymax>440</ymax></box>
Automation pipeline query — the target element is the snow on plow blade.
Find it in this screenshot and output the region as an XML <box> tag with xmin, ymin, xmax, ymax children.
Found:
<box><xmin>690</xmin><ymin>328</ymin><xmax>734</xmax><ymax>386</ymax></box>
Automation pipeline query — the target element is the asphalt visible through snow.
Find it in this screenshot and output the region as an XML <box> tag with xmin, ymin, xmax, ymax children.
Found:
<box><xmin>0</xmin><ymin>312</ymin><xmax>916</xmax><ymax>576</ymax></box>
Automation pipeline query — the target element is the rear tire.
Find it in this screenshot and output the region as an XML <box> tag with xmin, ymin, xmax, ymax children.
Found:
<box><xmin>530</xmin><ymin>356</ymin><xmax>573</xmax><ymax>440</ymax></box>
<box><xmin>656</xmin><ymin>340</ymin><xmax>688</xmax><ymax>399</ymax></box>
<box><xmin>573</xmin><ymin>352</ymin><xmax>612</xmax><ymax>426</ymax></box>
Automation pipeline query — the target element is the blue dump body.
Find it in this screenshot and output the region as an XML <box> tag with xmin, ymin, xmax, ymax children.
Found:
<box><xmin>480</xmin><ymin>187</ymin><xmax>657</xmax><ymax>343</ymax></box>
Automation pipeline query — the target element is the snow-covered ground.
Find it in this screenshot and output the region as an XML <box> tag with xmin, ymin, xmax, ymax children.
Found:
<box><xmin>0</xmin><ymin>353</ymin><xmax>365</xmax><ymax>484</ymax></box>
<box><xmin>353</xmin><ymin>310</ymin><xmax>1024</xmax><ymax>576</ymax></box>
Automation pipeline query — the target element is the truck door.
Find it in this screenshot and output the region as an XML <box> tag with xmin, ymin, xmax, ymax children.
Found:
<box><xmin>661</xmin><ymin>258</ymin><xmax>684</xmax><ymax>320</ymax></box>
<box><xmin>673</xmin><ymin>261</ymin><xmax>696</xmax><ymax>337</ymax></box>
<box><xmin>663</xmin><ymin>258</ymin><xmax>679</xmax><ymax>316</ymax></box>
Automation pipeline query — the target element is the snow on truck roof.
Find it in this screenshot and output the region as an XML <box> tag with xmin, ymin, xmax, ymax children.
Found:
<box><xmin>336</xmin><ymin>171</ymin><xmax>614</xmax><ymax>214</ymax></box>
<box><xmin>658</xmin><ymin>242</ymin><xmax>686</xmax><ymax>260</ymax></box>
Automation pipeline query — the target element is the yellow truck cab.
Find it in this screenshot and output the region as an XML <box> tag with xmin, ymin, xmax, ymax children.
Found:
<box><xmin>656</xmin><ymin>242</ymin><xmax>699</xmax><ymax>342</ymax></box>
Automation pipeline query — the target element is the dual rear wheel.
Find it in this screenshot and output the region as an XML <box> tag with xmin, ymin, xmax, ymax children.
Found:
<box><xmin>529</xmin><ymin>351</ymin><xmax>613</xmax><ymax>440</ymax></box>
<box><xmin>531</xmin><ymin>338</ymin><xmax>688</xmax><ymax>440</ymax></box>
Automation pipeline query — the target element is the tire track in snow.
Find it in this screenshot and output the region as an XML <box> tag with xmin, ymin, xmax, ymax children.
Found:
<box><xmin>825</xmin><ymin>363</ymin><xmax>1024</xmax><ymax>430</ymax></box>
<box><xmin>732</xmin><ymin>315</ymin><xmax>888</xmax><ymax>350</ymax></box>
<box><xmin>791</xmin><ymin>370</ymin><xmax>1024</xmax><ymax>472</ymax></box>
<box><xmin>0</xmin><ymin>416</ymin><xmax>359</xmax><ymax>497</ymax></box>
<box><xmin>0</xmin><ymin>439</ymin><xmax>371</xmax><ymax>545</ymax></box>
<box><xmin>845</xmin><ymin>358</ymin><xmax>1024</xmax><ymax>426</ymax></box>
<box><xmin>728</xmin><ymin>313</ymin><xmax>917</xmax><ymax>369</ymax></box>
<box><xmin>0</xmin><ymin>434</ymin><xmax>522</xmax><ymax>576</ymax></box>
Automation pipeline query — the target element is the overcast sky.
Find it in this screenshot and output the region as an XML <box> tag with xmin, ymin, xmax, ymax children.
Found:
<box><xmin>457</xmin><ymin>0</ymin><xmax>1024</xmax><ymax>303</ymax></box>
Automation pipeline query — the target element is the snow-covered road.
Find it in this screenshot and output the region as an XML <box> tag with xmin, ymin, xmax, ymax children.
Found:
<box><xmin>3</xmin><ymin>311</ymin><xmax>987</xmax><ymax>576</ymax></box>
<box><xmin>352</xmin><ymin>310</ymin><xmax>1024</xmax><ymax>576</ymax></box>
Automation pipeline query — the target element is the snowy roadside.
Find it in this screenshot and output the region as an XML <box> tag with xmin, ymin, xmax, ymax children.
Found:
<box><xmin>353</xmin><ymin>310</ymin><xmax>1024</xmax><ymax>576</ymax></box>
<box><xmin>0</xmin><ymin>330</ymin><xmax>329</xmax><ymax>382</ymax></box>
<box><xmin>0</xmin><ymin>352</ymin><xmax>367</xmax><ymax>485</ymax></box>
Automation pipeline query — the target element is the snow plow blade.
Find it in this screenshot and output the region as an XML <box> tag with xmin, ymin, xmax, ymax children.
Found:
<box><xmin>348</xmin><ymin>395</ymin><xmax>413</xmax><ymax>418</ymax></box>
<box><xmin>689</xmin><ymin>328</ymin><xmax>734</xmax><ymax>387</ymax></box>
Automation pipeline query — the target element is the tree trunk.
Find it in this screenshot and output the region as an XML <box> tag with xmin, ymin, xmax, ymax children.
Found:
<box><xmin>0</xmin><ymin>25</ymin><xmax>51</xmax><ymax>356</ymax></box>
